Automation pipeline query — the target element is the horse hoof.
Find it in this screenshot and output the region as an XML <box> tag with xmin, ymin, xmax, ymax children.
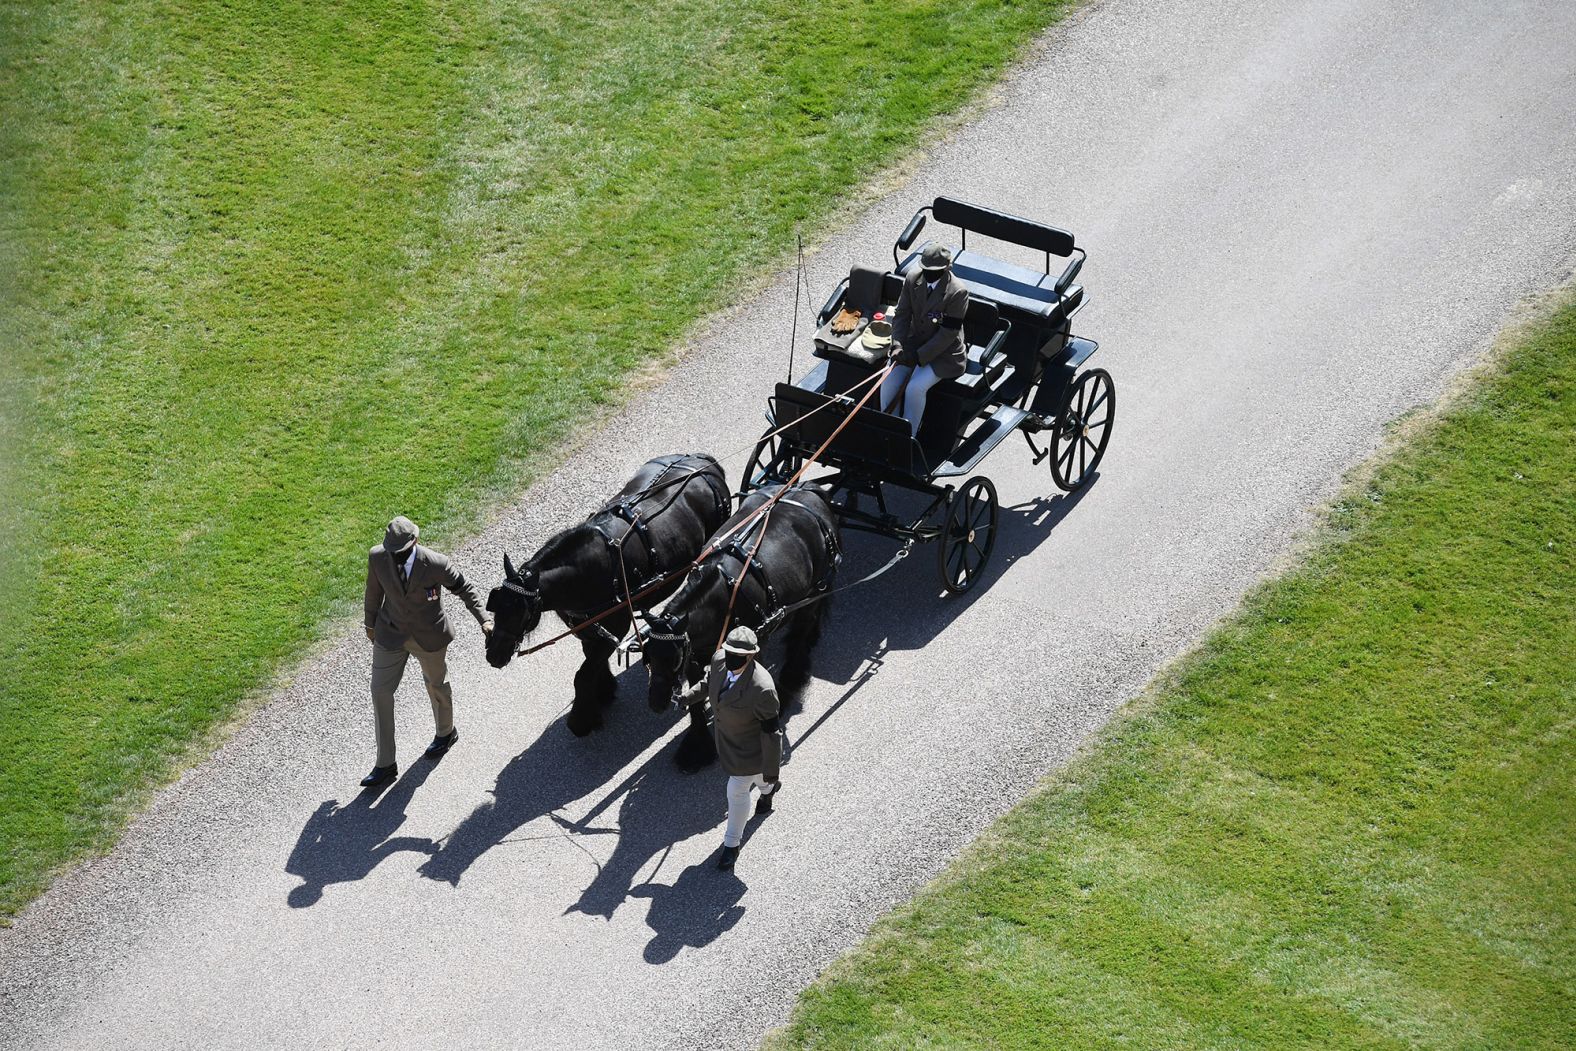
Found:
<box><xmin>674</xmin><ymin>733</ymin><xmax>717</xmax><ymax>773</ymax></box>
<box><xmin>566</xmin><ymin>709</ymin><xmax>602</xmax><ymax>737</ymax></box>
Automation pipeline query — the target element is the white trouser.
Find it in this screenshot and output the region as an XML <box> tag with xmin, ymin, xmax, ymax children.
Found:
<box><xmin>724</xmin><ymin>774</ymin><xmax>777</xmax><ymax>848</ymax></box>
<box><xmin>880</xmin><ymin>362</ymin><xmax>945</xmax><ymax>437</ymax></box>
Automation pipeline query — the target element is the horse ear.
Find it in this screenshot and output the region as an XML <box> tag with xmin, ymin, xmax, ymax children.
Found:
<box><xmin>503</xmin><ymin>552</ymin><xmax>517</xmax><ymax>580</ymax></box>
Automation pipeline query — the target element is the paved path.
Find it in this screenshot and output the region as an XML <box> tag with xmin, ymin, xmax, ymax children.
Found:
<box><xmin>3</xmin><ymin>0</ymin><xmax>1574</xmax><ymax>1047</ymax></box>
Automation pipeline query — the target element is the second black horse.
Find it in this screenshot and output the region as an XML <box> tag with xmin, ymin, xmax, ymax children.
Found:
<box><xmin>641</xmin><ymin>482</ymin><xmax>841</xmax><ymax>771</ymax></box>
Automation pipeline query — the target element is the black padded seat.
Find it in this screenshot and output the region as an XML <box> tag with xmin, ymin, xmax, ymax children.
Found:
<box><xmin>946</xmin><ymin>345</ymin><xmax>1003</xmax><ymax>391</ymax></box>
<box><xmin>903</xmin><ymin>249</ymin><xmax>1076</xmax><ymax>320</ymax></box>
<box><xmin>936</xmin><ymin>299</ymin><xmax>1007</xmax><ymax>394</ymax></box>
<box><xmin>844</xmin><ymin>265</ymin><xmax>886</xmax><ymax>315</ymax></box>
<box><xmin>951</xmin><ymin>250</ymin><xmax>1059</xmax><ymax>316</ymax></box>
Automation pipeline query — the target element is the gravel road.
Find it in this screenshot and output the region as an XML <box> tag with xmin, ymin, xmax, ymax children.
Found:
<box><xmin>3</xmin><ymin>0</ymin><xmax>1574</xmax><ymax>1047</ymax></box>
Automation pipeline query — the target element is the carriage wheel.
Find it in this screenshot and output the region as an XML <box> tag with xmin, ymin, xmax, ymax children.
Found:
<box><xmin>744</xmin><ymin>428</ymin><xmax>801</xmax><ymax>489</ymax></box>
<box><xmin>938</xmin><ymin>476</ymin><xmax>998</xmax><ymax>594</ymax></box>
<box><xmin>1049</xmin><ymin>368</ymin><xmax>1115</xmax><ymax>492</ymax></box>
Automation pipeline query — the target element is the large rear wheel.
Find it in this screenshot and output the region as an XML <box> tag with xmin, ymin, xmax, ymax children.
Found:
<box><xmin>1049</xmin><ymin>368</ymin><xmax>1114</xmax><ymax>491</ymax></box>
<box><xmin>938</xmin><ymin>475</ymin><xmax>998</xmax><ymax>594</ymax></box>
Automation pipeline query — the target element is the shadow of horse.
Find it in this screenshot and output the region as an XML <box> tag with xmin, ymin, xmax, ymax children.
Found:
<box><xmin>419</xmin><ymin>667</ymin><xmax>768</xmax><ymax>931</ymax></box>
<box><xmin>417</xmin><ymin>664</ymin><xmax>678</xmax><ymax>888</ymax></box>
<box><xmin>809</xmin><ymin>474</ymin><xmax>1100</xmax><ymax>690</ymax></box>
<box><xmin>284</xmin><ymin>760</ymin><xmax>438</xmax><ymax>907</ymax></box>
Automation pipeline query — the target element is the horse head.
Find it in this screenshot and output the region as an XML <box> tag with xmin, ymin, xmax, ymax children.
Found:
<box><xmin>484</xmin><ymin>553</ymin><xmax>544</xmax><ymax>668</ymax></box>
<box><xmin>640</xmin><ymin>610</ymin><xmax>691</xmax><ymax>712</ymax></box>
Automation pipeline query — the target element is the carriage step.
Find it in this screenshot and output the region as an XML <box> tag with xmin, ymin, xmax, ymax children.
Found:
<box><xmin>933</xmin><ymin>405</ymin><xmax>1032</xmax><ymax>478</ymax></box>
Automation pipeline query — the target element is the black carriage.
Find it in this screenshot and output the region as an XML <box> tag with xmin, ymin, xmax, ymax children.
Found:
<box><xmin>740</xmin><ymin>197</ymin><xmax>1114</xmax><ymax>594</ymax></box>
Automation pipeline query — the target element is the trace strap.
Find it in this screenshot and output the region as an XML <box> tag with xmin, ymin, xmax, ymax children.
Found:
<box><xmin>756</xmin><ymin>540</ymin><xmax>912</xmax><ymax>638</ymax></box>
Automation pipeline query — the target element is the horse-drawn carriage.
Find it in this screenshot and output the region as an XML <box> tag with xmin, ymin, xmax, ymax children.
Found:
<box><xmin>740</xmin><ymin>196</ymin><xmax>1115</xmax><ymax>593</ymax></box>
<box><xmin>486</xmin><ymin>198</ymin><xmax>1112</xmax><ymax>761</ymax></box>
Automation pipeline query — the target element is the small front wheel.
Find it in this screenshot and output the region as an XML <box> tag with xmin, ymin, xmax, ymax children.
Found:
<box><xmin>1049</xmin><ymin>368</ymin><xmax>1114</xmax><ymax>491</ymax></box>
<box><xmin>938</xmin><ymin>475</ymin><xmax>998</xmax><ymax>594</ymax></box>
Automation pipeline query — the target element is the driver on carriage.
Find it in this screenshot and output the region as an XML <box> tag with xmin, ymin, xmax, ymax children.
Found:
<box><xmin>880</xmin><ymin>241</ymin><xmax>969</xmax><ymax>439</ymax></box>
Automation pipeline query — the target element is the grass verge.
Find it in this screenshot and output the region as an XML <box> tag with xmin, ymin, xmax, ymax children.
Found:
<box><xmin>767</xmin><ymin>301</ymin><xmax>1576</xmax><ymax>1049</ymax></box>
<box><xmin>0</xmin><ymin>0</ymin><xmax>1078</xmax><ymax>920</ymax></box>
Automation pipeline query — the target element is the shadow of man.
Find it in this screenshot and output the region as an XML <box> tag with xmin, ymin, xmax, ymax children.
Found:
<box><xmin>419</xmin><ymin>665</ymin><xmax>671</xmax><ymax>887</ymax></box>
<box><xmin>285</xmin><ymin>760</ymin><xmax>438</xmax><ymax>908</ymax></box>
<box><xmin>563</xmin><ymin>748</ymin><xmax>727</xmax><ymax>920</ymax></box>
<box><xmin>631</xmin><ymin>860</ymin><xmax>748</xmax><ymax>964</ymax></box>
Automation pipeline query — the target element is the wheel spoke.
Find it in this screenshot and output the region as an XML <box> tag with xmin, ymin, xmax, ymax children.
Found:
<box><xmin>1087</xmin><ymin>385</ymin><xmax>1109</xmax><ymax>415</ymax></box>
<box><xmin>1058</xmin><ymin>439</ymin><xmax>1077</xmax><ymax>469</ymax></box>
<box><xmin>949</xmin><ymin>544</ymin><xmax>966</xmax><ymax>575</ymax></box>
<box><xmin>1079</xmin><ymin>434</ymin><xmax>1087</xmax><ymax>477</ymax></box>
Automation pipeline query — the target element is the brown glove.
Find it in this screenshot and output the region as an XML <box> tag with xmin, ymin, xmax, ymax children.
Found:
<box><xmin>829</xmin><ymin>306</ymin><xmax>862</xmax><ymax>335</ymax></box>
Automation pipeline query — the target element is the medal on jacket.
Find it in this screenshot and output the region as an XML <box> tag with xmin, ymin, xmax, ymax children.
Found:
<box><xmin>426</xmin><ymin>586</ymin><xmax>439</xmax><ymax>601</ymax></box>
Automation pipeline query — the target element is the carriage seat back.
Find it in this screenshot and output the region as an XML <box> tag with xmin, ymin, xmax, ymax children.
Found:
<box><xmin>843</xmin><ymin>266</ymin><xmax>906</xmax><ymax>316</ymax></box>
<box><xmin>844</xmin><ymin>266</ymin><xmax>884</xmax><ymax>316</ymax></box>
<box><xmin>932</xmin><ymin>196</ymin><xmax>1076</xmax><ymax>258</ymax></box>
<box><xmin>962</xmin><ymin>299</ymin><xmax>1000</xmax><ymax>364</ymax></box>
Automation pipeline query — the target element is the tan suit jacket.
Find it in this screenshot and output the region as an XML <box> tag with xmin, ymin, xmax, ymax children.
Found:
<box><xmin>892</xmin><ymin>269</ymin><xmax>969</xmax><ymax>379</ymax></box>
<box><xmin>364</xmin><ymin>544</ymin><xmax>487</xmax><ymax>651</ymax></box>
<box><xmin>682</xmin><ymin>652</ymin><xmax>782</xmax><ymax>779</ymax></box>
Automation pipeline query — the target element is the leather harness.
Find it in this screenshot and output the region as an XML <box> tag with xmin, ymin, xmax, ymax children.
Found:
<box><xmin>710</xmin><ymin>494</ymin><xmax>842</xmax><ymax>632</ymax></box>
<box><xmin>563</xmin><ymin>454</ymin><xmax>731</xmax><ymax>643</ymax></box>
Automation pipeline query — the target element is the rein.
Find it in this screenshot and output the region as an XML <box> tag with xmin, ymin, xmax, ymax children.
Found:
<box><xmin>713</xmin><ymin>499</ymin><xmax>777</xmax><ymax>654</ymax></box>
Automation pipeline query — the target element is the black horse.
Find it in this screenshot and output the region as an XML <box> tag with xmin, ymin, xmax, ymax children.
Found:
<box><xmin>641</xmin><ymin>482</ymin><xmax>841</xmax><ymax>771</ymax></box>
<box><xmin>485</xmin><ymin>453</ymin><xmax>731</xmax><ymax>736</ymax></box>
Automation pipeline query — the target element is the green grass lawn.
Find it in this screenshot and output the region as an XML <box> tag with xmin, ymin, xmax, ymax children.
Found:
<box><xmin>768</xmin><ymin>302</ymin><xmax>1576</xmax><ymax>1050</ymax></box>
<box><xmin>0</xmin><ymin>0</ymin><xmax>1078</xmax><ymax>920</ymax></box>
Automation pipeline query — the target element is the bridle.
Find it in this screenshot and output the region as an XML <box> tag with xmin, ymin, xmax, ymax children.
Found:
<box><xmin>638</xmin><ymin>619</ymin><xmax>693</xmax><ymax>706</ymax></box>
<box><xmin>501</xmin><ymin>579</ymin><xmax>540</xmax><ymax>600</ymax></box>
<box><xmin>489</xmin><ymin>576</ymin><xmax>543</xmax><ymax>654</ymax></box>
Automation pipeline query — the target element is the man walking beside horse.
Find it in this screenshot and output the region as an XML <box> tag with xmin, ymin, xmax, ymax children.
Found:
<box><xmin>681</xmin><ymin>626</ymin><xmax>783</xmax><ymax>871</ymax></box>
<box><xmin>361</xmin><ymin>515</ymin><xmax>492</xmax><ymax>789</ymax></box>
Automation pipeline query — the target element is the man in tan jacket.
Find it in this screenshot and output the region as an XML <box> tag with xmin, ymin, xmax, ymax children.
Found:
<box><xmin>361</xmin><ymin>515</ymin><xmax>491</xmax><ymax>789</ymax></box>
<box><xmin>682</xmin><ymin>626</ymin><xmax>782</xmax><ymax>870</ymax></box>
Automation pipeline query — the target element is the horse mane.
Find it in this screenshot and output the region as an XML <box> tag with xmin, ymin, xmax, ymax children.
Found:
<box><xmin>529</xmin><ymin>521</ymin><xmax>600</xmax><ymax>572</ymax></box>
